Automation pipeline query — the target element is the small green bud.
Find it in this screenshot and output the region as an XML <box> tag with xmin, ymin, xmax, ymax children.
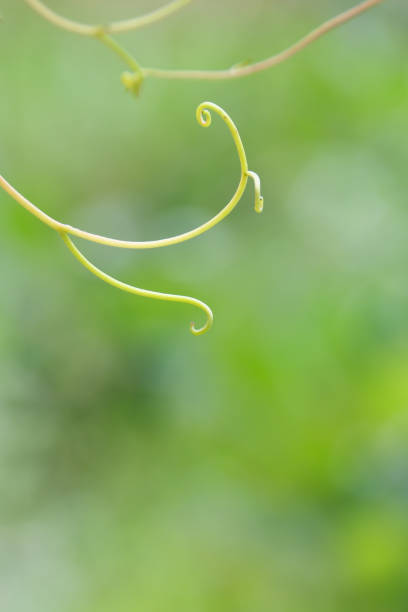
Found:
<box><xmin>121</xmin><ymin>71</ymin><xmax>143</xmax><ymax>97</ymax></box>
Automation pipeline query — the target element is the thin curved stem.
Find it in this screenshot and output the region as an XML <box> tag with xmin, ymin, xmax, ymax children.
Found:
<box><xmin>143</xmin><ymin>0</ymin><xmax>385</xmax><ymax>81</ymax></box>
<box><xmin>63</xmin><ymin>101</ymin><xmax>255</xmax><ymax>248</ymax></box>
<box><xmin>0</xmin><ymin>173</ymin><xmax>63</xmax><ymax>231</ymax></box>
<box><xmin>106</xmin><ymin>0</ymin><xmax>192</xmax><ymax>34</ymax></box>
<box><xmin>247</xmin><ymin>171</ymin><xmax>264</xmax><ymax>214</ymax></box>
<box><xmin>0</xmin><ymin>103</ymin><xmax>262</xmax><ymax>249</ymax></box>
<box><xmin>96</xmin><ymin>32</ymin><xmax>142</xmax><ymax>75</ymax></box>
<box><xmin>23</xmin><ymin>0</ymin><xmax>191</xmax><ymax>91</ymax></box>
<box><xmin>0</xmin><ymin>102</ymin><xmax>262</xmax><ymax>335</ymax></box>
<box><xmin>23</xmin><ymin>0</ymin><xmax>385</xmax><ymax>91</ymax></box>
<box><xmin>23</xmin><ymin>0</ymin><xmax>192</xmax><ymax>36</ymax></box>
<box><xmin>23</xmin><ymin>0</ymin><xmax>96</xmax><ymax>35</ymax></box>
<box><xmin>60</xmin><ymin>232</ymin><xmax>212</xmax><ymax>336</ymax></box>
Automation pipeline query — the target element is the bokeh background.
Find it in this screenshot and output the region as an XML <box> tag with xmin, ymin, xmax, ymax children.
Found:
<box><xmin>1</xmin><ymin>1</ymin><xmax>408</xmax><ymax>610</ymax></box>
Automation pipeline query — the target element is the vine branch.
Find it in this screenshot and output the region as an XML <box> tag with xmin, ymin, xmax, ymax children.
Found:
<box><xmin>144</xmin><ymin>0</ymin><xmax>385</xmax><ymax>81</ymax></box>
<box><xmin>23</xmin><ymin>0</ymin><xmax>192</xmax><ymax>36</ymax></box>
<box><xmin>60</xmin><ymin>232</ymin><xmax>213</xmax><ymax>336</ymax></box>
<box><xmin>4</xmin><ymin>0</ymin><xmax>387</xmax><ymax>333</ymax></box>
<box><xmin>0</xmin><ymin>102</ymin><xmax>262</xmax><ymax>335</ymax></box>
<box><xmin>22</xmin><ymin>0</ymin><xmax>385</xmax><ymax>94</ymax></box>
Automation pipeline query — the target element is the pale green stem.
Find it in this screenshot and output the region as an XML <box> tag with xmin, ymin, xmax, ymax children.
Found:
<box><xmin>62</xmin><ymin>102</ymin><xmax>260</xmax><ymax>248</ymax></box>
<box><xmin>95</xmin><ymin>32</ymin><xmax>142</xmax><ymax>75</ymax></box>
<box><xmin>247</xmin><ymin>171</ymin><xmax>264</xmax><ymax>214</ymax></box>
<box><xmin>143</xmin><ymin>0</ymin><xmax>385</xmax><ymax>81</ymax></box>
<box><xmin>0</xmin><ymin>174</ymin><xmax>63</xmax><ymax>231</ymax></box>
<box><xmin>106</xmin><ymin>0</ymin><xmax>192</xmax><ymax>34</ymax></box>
<box><xmin>0</xmin><ymin>102</ymin><xmax>262</xmax><ymax>335</ymax></box>
<box><xmin>23</xmin><ymin>0</ymin><xmax>385</xmax><ymax>87</ymax></box>
<box><xmin>23</xmin><ymin>0</ymin><xmax>192</xmax><ymax>36</ymax></box>
<box><xmin>0</xmin><ymin>103</ymin><xmax>262</xmax><ymax>249</ymax></box>
<box><xmin>60</xmin><ymin>231</ymin><xmax>212</xmax><ymax>336</ymax></box>
<box><xmin>23</xmin><ymin>0</ymin><xmax>96</xmax><ymax>35</ymax></box>
<box><xmin>23</xmin><ymin>0</ymin><xmax>190</xmax><ymax>85</ymax></box>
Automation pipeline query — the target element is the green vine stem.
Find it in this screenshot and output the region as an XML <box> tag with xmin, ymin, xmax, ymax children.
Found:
<box><xmin>0</xmin><ymin>102</ymin><xmax>262</xmax><ymax>336</ymax></box>
<box><xmin>23</xmin><ymin>0</ymin><xmax>385</xmax><ymax>94</ymax></box>
<box><xmin>23</xmin><ymin>0</ymin><xmax>192</xmax><ymax>36</ymax></box>
<box><xmin>143</xmin><ymin>0</ymin><xmax>385</xmax><ymax>81</ymax></box>
<box><xmin>24</xmin><ymin>0</ymin><xmax>193</xmax><ymax>94</ymax></box>
<box><xmin>60</xmin><ymin>232</ymin><xmax>213</xmax><ymax>336</ymax></box>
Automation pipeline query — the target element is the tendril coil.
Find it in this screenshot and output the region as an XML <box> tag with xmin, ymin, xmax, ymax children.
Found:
<box><xmin>0</xmin><ymin>102</ymin><xmax>263</xmax><ymax>336</ymax></box>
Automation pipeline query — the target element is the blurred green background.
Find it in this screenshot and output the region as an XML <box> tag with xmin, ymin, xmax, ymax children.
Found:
<box><xmin>1</xmin><ymin>1</ymin><xmax>408</xmax><ymax>610</ymax></box>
